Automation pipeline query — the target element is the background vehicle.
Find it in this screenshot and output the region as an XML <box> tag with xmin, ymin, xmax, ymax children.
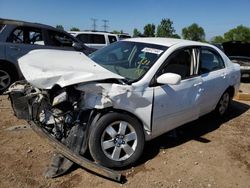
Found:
<box><xmin>69</xmin><ymin>31</ymin><xmax>119</xmax><ymax>49</ymax></box>
<box><xmin>7</xmin><ymin>38</ymin><xmax>240</xmax><ymax>171</ymax></box>
<box><xmin>214</xmin><ymin>41</ymin><xmax>250</xmax><ymax>80</ymax></box>
<box><xmin>0</xmin><ymin>18</ymin><xmax>95</xmax><ymax>94</ymax></box>
<box><xmin>117</xmin><ymin>33</ymin><xmax>131</xmax><ymax>40</ymax></box>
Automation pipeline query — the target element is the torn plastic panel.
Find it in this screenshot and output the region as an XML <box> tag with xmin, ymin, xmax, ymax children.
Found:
<box><xmin>75</xmin><ymin>82</ymin><xmax>153</xmax><ymax>135</ymax></box>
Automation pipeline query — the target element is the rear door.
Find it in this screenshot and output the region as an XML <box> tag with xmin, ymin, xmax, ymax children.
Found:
<box><xmin>197</xmin><ymin>47</ymin><xmax>228</xmax><ymax>115</ymax></box>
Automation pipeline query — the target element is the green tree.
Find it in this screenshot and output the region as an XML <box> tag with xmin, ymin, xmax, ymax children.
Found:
<box><xmin>156</xmin><ymin>18</ymin><xmax>175</xmax><ymax>37</ymax></box>
<box><xmin>182</xmin><ymin>23</ymin><xmax>205</xmax><ymax>41</ymax></box>
<box><xmin>211</xmin><ymin>35</ymin><xmax>225</xmax><ymax>43</ymax></box>
<box><xmin>133</xmin><ymin>28</ymin><xmax>141</xmax><ymax>37</ymax></box>
<box><xmin>56</xmin><ymin>25</ymin><xmax>64</xmax><ymax>30</ymax></box>
<box><xmin>224</xmin><ymin>25</ymin><xmax>250</xmax><ymax>42</ymax></box>
<box><xmin>143</xmin><ymin>24</ymin><xmax>155</xmax><ymax>37</ymax></box>
<box><xmin>70</xmin><ymin>27</ymin><xmax>80</xmax><ymax>31</ymax></box>
<box><xmin>112</xmin><ymin>30</ymin><xmax>120</xmax><ymax>34</ymax></box>
<box><xmin>112</xmin><ymin>30</ymin><xmax>124</xmax><ymax>34</ymax></box>
<box><xmin>171</xmin><ymin>33</ymin><xmax>181</xmax><ymax>39</ymax></box>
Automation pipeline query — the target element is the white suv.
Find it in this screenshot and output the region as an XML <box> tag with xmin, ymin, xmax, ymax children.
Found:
<box><xmin>69</xmin><ymin>31</ymin><xmax>119</xmax><ymax>49</ymax></box>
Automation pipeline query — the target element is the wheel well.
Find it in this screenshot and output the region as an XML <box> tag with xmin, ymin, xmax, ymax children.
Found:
<box><xmin>226</xmin><ymin>86</ymin><xmax>235</xmax><ymax>98</ymax></box>
<box><xmin>0</xmin><ymin>60</ymin><xmax>19</xmax><ymax>80</ymax></box>
<box><xmin>90</xmin><ymin>108</ymin><xmax>145</xmax><ymax>132</ymax></box>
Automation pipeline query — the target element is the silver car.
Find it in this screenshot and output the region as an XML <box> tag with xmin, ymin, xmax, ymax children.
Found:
<box><xmin>0</xmin><ymin>18</ymin><xmax>94</xmax><ymax>94</ymax></box>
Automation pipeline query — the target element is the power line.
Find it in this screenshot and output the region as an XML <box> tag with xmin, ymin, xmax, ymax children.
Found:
<box><xmin>102</xmin><ymin>19</ymin><xmax>109</xmax><ymax>32</ymax></box>
<box><xmin>91</xmin><ymin>18</ymin><xmax>97</xmax><ymax>31</ymax></box>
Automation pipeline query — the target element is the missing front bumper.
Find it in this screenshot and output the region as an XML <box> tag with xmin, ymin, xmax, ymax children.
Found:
<box><xmin>28</xmin><ymin>121</ymin><xmax>123</xmax><ymax>182</ymax></box>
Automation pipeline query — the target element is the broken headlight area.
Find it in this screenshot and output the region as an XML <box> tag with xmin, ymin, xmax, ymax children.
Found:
<box><xmin>7</xmin><ymin>81</ymin><xmax>92</xmax><ymax>177</ymax></box>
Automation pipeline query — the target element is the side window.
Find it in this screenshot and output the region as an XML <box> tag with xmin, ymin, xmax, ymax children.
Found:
<box><xmin>199</xmin><ymin>49</ymin><xmax>225</xmax><ymax>74</ymax></box>
<box><xmin>108</xmin><ymin>35</ymin><xmax>117</xmax><ymax>44</ymax></box>
<box><xmin>8</xmin><ymin>27</ymin><xmax>44</xmax><ymax>45</ymax></box>
<box><xmin>48</xmin><ymin>30</ymin><xmax>75</xmax><ymax>47</ymax></box>
<box><xmin>28</xmin><ymin>29</ymin><xmax>44</xmax><ymax>45</ymax></box>
<box><xmin>76</xmin><ymin>34</ymin><xmax>89</xmax><ymax>43</ymax></box>
<box><xmin>76</xmin><ymin>34</ymin><xmax>105</xmax><ymax>44</ymax></box>
<box><xmin>8</xmin><ymin>28</ymin><xmax>24</xmax><ymax>43</ymax></box>
<box><xmin>159</xmin><ymin>48</ymin><xmax>193</xmax><ymax>80</ymax></box>
<box><xmin>91</xmin><ymin>34</ymin><xmax>105</xmax><ymax>44</ymax></box>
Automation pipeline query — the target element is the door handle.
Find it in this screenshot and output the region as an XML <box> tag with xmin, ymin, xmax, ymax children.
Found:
<box><xmin>193</xmin><ymin>82</ymin><xmax>202</xmax><ymax>87</ymax></box>
<box><xmin>9</xmin><ymin>45</ymin><xmax>21</xmax><ymax>51</ymax></box>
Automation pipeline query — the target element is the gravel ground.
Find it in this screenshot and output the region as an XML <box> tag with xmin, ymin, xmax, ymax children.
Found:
<box><xmin>0</xmin><ymin>83</ymin><xmax>249</xmax><ymax>188</ymax></box>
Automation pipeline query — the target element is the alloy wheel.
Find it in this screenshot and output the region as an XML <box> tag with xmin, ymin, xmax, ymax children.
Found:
<box><xmin>0</xmin><ymin>70</ymin><xmax>11</xmax><ymax>91</ymax></box>
<box><xmin>218</xmin><ymin>92</ymin><xmax>230</xmax><ymax>115</ymax></box>
<box><xmin>101</xmin><ymin>121</ymin><xmax>138</xmax><ymax>161</ymax></box>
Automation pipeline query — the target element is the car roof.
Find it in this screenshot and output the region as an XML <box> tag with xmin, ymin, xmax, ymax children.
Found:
<box><xmin>124</xmin><ymin>37</ymin><xmax>210</xmax><ymax>47</ymax></box>
<box><xmin>68</xmin><ymin>31</ymin><xmax>118</xmax><ymax>36</ymax></box>
<box><xmin>0</xmin><ymin>18</ymin><xmax>58</xmax><ymax>31</ymax></box>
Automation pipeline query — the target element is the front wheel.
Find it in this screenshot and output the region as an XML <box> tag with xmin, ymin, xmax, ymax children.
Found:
<box><xmin>88</xmin><ymin>112</ymin><xmax>144</xmax><ymax>168</ymax></box>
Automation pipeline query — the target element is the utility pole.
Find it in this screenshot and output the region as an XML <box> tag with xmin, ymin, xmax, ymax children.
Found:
<box><xmin>91</xmin><ymin>18</ymin><xmax>97</xmax><ymax>31</ymax></box>
<box><xmin>102</xmin><ymin>19</ymin><xmax>109</xmax><ymax>32</ymax></box>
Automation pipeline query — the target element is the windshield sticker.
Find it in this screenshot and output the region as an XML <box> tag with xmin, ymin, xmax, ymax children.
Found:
<box><xmin>142</xmin><ymin>47</ymin><xmax>163</xmax><ymax>55</ymax></box>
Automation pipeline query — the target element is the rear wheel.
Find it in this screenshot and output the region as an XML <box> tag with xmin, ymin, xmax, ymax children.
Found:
<box><xmin>88</xmin><ymin>112</ymin><xmax>144</xmax><ymax>168</ymax></box>
<box><xmin>215</xmin><ymin>90</ymin><xmax>231</xmax><ymax>116</ymax></box>
<box><xmin>0</xmin><ymin>66</ymin><xmax>13</xmax><ymax>94</ymax></box>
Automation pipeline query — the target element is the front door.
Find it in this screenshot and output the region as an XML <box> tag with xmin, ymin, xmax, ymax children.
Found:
<box><xmin>197</xmin><ymin>47</ymin><xmax>228</xmax><ymax>115</ymax></box>
<box><xmin>152</xmin><ymin>47</ymin><xmax>203</xmax><ymax>137</ymax></box>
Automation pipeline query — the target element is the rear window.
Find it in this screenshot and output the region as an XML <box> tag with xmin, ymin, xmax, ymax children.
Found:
<box><xmin>77</xmin><ymin>34</ymin><xmax>105</xmax><ymax>44</ymax></box>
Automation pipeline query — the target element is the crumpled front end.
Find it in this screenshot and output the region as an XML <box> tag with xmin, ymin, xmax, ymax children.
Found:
<box><xmin>6</xmin><ymin>81</ymin><xmax>93</xmax><ymax>177</ymax></box>
<box><xmin>6</xmin><ymin>48</ymin><xmax>153</xmax><ymax>181</ymax></box>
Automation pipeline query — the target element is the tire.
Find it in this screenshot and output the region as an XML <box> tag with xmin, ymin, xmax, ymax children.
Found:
<box><xmin>214</xmin><ymin>90</ymin><xmax>231</xmax><ymax>116</ymax></box>
<box><xmin>0</xmin><ymin>65</ymin><xmax>15</xmax><ymax>94</ymax></box>
<box><xmin>88</xmin><ymin>112</ymin><xmax>144</xmax><ymax>168</ymax></box>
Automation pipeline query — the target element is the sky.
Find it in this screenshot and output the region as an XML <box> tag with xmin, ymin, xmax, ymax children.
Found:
<box><xmin>0</xmin><ymin>0</ymin><xmax>249</xmax><ymax>40</ymax></box>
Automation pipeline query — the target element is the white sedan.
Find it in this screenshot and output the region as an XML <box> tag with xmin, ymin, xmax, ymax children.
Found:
<box><xmin>9</xmin><ymin>38</ymin><xmax>241</xmax><ymax>170</ymax></box>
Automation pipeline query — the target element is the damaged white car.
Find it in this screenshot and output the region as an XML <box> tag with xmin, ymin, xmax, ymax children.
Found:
<box><xmin>7</xmin><ymin>38</ymin><xmax>240</xmax><ymax>177</ymax></box>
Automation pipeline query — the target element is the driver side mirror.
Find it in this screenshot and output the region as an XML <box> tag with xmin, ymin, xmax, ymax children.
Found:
<box><xmin>156</xmin><ymin>73</ymin><xmax>181</xmax><ymax>85</ymax></box>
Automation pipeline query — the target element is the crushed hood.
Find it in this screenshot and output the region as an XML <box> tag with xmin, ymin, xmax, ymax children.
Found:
<box><xmin>18</xmin><ymin>49</ymin><xmax>124</xmax><ymax>89</ymax></box>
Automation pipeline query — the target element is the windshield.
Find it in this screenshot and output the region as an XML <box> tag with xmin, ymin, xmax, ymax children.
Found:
<box><xmin>90</xmin><ymin>41</ymin><xmax>167</xmax><ymax>82</ymax></box>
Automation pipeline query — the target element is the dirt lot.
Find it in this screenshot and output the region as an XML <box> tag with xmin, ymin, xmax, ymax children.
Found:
<box><xmin>0</xmin><ymin>84</ymin><xmax>250</xmax><ymax>188</ymax></box>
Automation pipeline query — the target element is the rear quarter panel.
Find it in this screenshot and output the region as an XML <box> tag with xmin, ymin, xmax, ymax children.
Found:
<box><xmin>227</xmin><ymin>62</ymin><xmax>241</xmax><ymax>96</ymax></box>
